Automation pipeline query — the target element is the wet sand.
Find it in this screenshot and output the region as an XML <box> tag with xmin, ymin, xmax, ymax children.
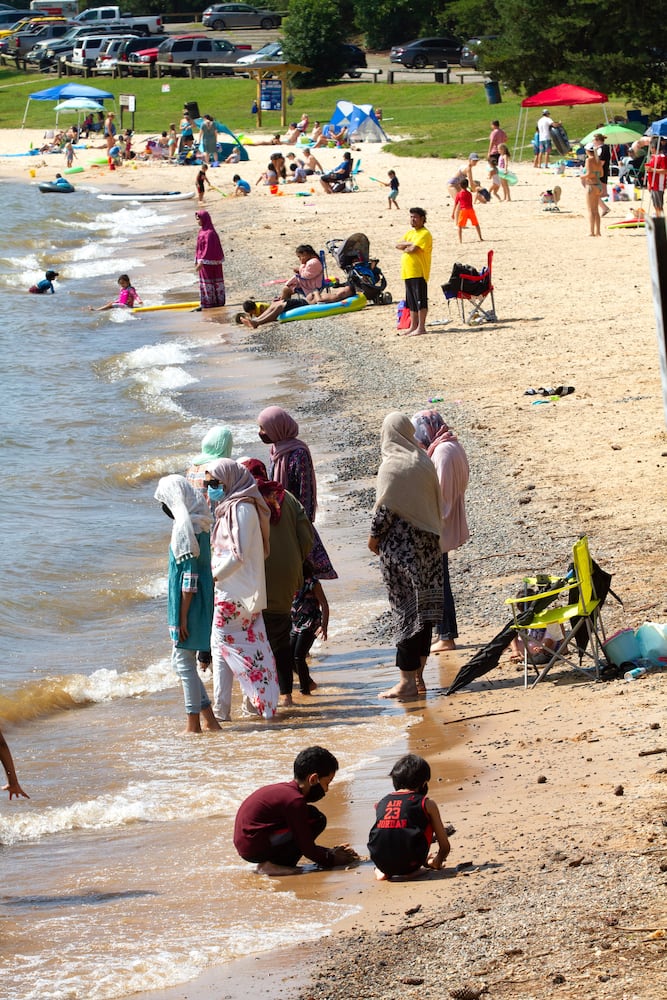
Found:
<box><xmin>3</xmin><ymin>130</ymin><xmax>665</xmax><ymax>1000</ymax></box>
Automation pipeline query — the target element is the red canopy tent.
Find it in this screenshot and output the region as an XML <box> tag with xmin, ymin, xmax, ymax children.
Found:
<box><xmin>516</xmin><ymin>83</ymin><xmax>611</xmax><ymax>159</ymax></box>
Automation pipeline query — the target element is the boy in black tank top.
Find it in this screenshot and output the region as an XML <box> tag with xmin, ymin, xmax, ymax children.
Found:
<box><xmin>368</xmin><ymin>754</ymin><xmax>451</xmax><ymax>879</ymax></box>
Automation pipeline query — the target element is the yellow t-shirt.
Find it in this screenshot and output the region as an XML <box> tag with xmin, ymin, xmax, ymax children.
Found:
<box><xmin>400</xmin><ymin>226</ymin><xmax>433</xmax><ymax>281</ymax></box>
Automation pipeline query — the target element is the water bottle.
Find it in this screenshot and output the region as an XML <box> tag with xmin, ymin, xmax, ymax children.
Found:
<box><xmin>623</xmin><ymin>666</ymin><xmax>648</xmax><ymax>681</ymax></box>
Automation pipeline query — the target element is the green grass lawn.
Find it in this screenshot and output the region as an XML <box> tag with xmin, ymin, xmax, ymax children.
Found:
<box><xmin>0</xmin><ymin>67</ymin><xmax>638</xmax><ymax>159</ymax></box>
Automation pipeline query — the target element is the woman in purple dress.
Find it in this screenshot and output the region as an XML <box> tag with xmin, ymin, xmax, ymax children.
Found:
<box><xmin>194</xmin><ymin>210</ymin><xmax>226</xmax><ymax>309</ymax></box>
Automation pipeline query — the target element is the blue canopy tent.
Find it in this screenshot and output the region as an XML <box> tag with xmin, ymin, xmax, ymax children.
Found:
<box><xmin>647</xmin><ymin>117</ymin><xmax>667</xmax><ymax>137</ymax></box>
<box><xmin>22</xmin><ymin>84</ymin><xmax>115</xmax><ymax>127</ymax></box>
<box><xmin>327</xmin><ymin>101</ymin><xmax>387</xmax><ymax>143</ymax></box>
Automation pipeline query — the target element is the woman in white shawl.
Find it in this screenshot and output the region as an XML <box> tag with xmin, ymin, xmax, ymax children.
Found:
<box><xmin>368</xmin><ymin>413</ymin><xmax>444</xmax><ymax>700</ymax></box>
<box><xmin>206</xmin><ymin>459</ymin><xmax>279</xmax><ymax>720</ymax></box>
<box><xmin>154</xmin><ymin>475</ymin><xmax>221</xmax><ymax>734</ymax></box>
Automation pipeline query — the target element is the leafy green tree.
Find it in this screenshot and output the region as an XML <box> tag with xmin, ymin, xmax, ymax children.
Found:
<box><xmin>283</xmin><ymin>0</ymin><xmax>347</xmax><ymax>86</ymax></box>
<box><xmin>447</xmin><ymin>0</ymin><xmax>497</xmax><ymax>39</ymax></box>
<box><xmin>480</xmin><ymin>0</ymin><xmax>667</xmax><ymax>107</ymax></box>
<box><xmin>355</xmin><ymin>0</ymin><xmax>444</xmax><ymax>52</ymax></box>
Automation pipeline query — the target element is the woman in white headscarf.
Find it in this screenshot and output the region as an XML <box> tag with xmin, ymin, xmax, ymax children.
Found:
<box><xmin>154</xmin><ymin>475</ymin><xmax>221</xmax><ymax>734</ymax></box>
<box><xmin>368</xmin><ymin>413</ymin><xmax>444</xmax><ymax>700</ymax></box>
<box><xmin>412</xmin><ymin>410</ymin><xmax>470</xmax><ymax>654</ymax></box>
<box><xmin>206</xmin><ymin>458</ymin><xmax>279</xmax><ymax>720</ymax></box>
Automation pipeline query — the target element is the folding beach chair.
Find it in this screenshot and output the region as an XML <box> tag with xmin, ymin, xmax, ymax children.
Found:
<box><xmin>346</xmin><ymin>158</ymin><xmax>362</xmax><ymax>192</ymax></box>
<box><xmin>505</xmin><ymin>536</ymin><xmax>608</xmax><ymax>687</ymax></box>
<box><xmin>442</xmin><ymin>249</ymin><xmax>496</xmax><ymax>325</ymax></box>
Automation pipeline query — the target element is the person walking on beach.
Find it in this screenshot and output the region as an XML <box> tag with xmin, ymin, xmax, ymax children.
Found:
<box><xmin>198</xmin><ymin>114</ymin><xmax>218</xmax><ymax>165</ymax></box>
<box><xmin>233</xmin><ymin>746</ymin><xmax>359</xmax><ymax>876</ymax></box>
<box><xmin>154</xmin><ymin>475</ymin><xmax>221</xmax><ymax>734</ymax></box>
<box><xmin>379</xmin><ymin>169</ymin><xmax>400</xmax><ymax>210</ymax></box>
<box><xmin>396</xmin><ymin>206</ymin><xmax>432</xmax><ymax>337</ymax></box>
<box><xmin>1</xmin><ymin>726</ymin><xmax>29</xmax><ymax>799</ymax></box>
<box><xmin>368</xmin><ymin>754</ymin><xmax>451</xmax><ymax>880</ymax></box>
<box><xmin>64</xmin><ymin>140</ymin><xmax>76</xmax><ymax>170</ymax></box>
<box><xmin>257</xmin><ymin>405</ymin><xmax>337</xmax><ymax>579</ymax></box>
<box><xmin>453</xmin><ymin>179</ymin><xmax>484</xmax><ymax>243</ymax></box>
<box><xmin>497</xmin><ymin>143</ymin><xmax>512</xmax><ymax>201</ymax></box>
<box><xmin>534</xmin><ymin>109</ymin><xmax>559</xmax><ymax>169</ymax></box>
<box><xmin>205</xmin><ymin>458</ymin><xmax>279</xmax><ymax>720</ymax></box>
<box><xmin>412</xmin><ymin>410</ymin><xmax>469</xmax><ymax>654</ymax></box>
<box><xmin>241</xmin><ymin>458</ymin><xmax>313</xmax><ymax>708</ymax></box>
<box><xmin>195</xmin><ymin>210</ymin><xmax>226</xmax><ymax>309</ymax></box>
<box><xmin>368</xmin><ymin>412</ymin><xmax>443</xmax><ymax>700</ymax></box>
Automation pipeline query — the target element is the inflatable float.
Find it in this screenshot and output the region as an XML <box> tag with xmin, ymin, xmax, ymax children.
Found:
<box><xmin>608</xmin><ymin>216</ymin><xmax>646</xmax><ymax>229</ymax></box>
<box><xmin>498</xmin><ymin>169</ymin><xmax>518</xmax><ymax>185</ymax></box>
<box><xmin>98</xmin><ymin>191</ymin><xmax>194</xmax><ymax>202</ymax></box>
<box><xmin>132</xmin><ymin>301</ymin><xmax>200</xmax><ymax>314</ymax></box>
<box><xmin>279</xmin><ymin>293</ymin><xmax>367</xmax><ymax>324</ymax></box>
<box><xmin>38</xmin><ymin>180</ymin><xmax>75</xmax><ymax>193</ymax></box>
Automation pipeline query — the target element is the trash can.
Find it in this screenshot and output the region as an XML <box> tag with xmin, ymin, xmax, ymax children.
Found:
<box><xmin>184</xmin><ymin>100</ymin><xmax>200</xmax><ymax>120</ymax></box>
<box><xmin>484</xmin><ymin>81</ymin><xmax>501</xmax><ymax>105</ymax></box>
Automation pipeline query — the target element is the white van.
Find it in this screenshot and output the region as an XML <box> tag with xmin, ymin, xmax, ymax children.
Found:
<box><xmin>72</xmin><ymin>31</ymin><xmax>135</xmax><ymax>67</ymax></box>
<box><xmin>30</xmin><ymin>0</ymin><xmax>79</xmax><ymax>16</ymax></box>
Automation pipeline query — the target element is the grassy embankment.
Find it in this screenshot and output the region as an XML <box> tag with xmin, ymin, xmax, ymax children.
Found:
<box><xmin>0</xmin><ymin>66</ymin><xmax>636</xmax><ymax>158</ymax></box>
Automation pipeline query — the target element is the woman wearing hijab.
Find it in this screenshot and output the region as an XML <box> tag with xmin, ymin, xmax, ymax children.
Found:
<box><xmin>368</xmin><ymin>412</ymin><xmax>444</xmax><ymax>700</ymax></box>
<box><xmin>206</xmin><ymin>458</ymin><xmax>279</xmax><ymax>720</ymax></box>
<box><xmin>185</xmin><ymin>424</ymin><xmax>234</xmax><ymax>502</ymax></box>
<box><xmin>195</xmin><ymin>210</ymin><xmax>226</xmax><ymax>309</ymax></box>
<box><xmin>257</xmin><ymin>405</ymin><xmax>337</xmax><ymax>579</ymax></box>
<box><xmin>412</xmin><ymin>410</ymin><xmax>470</xmax><ymax>654</ymax></box>
<box><xmin>154</xmin><ymin>475</ymin><xmax>221</xmax><ymax>733</ymax></box>
<box><xmin>241</xmin><ymin>458</ymin><xmax>313</xmax><ymax>707</ymax></box>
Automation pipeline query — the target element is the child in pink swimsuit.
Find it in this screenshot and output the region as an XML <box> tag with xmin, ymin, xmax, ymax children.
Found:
<box><xmin>89</xmin><ymin>274</ymin><xmax>143</xmax><ymax>312</ymax></box>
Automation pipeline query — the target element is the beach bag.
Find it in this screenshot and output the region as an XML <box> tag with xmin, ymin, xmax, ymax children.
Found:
<box><xmin>396</xmin><ymin>299</ymin><xmax>411</xmax><ymax>329</ymax></box>
<box><xmin>441</xmin><ymin>263</ymin><xmax>481</xmax><ymax>298</ymax></box>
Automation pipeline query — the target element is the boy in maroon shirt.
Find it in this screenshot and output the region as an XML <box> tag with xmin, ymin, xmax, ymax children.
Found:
<box><xmin>233</xmin><ymin>746</ymin><xmax>358</xmax><ymax>875</ymax></box>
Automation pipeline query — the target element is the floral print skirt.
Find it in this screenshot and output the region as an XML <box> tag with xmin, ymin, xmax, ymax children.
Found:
<box><xmin>211</xmin><ymin>597</ymin><xmax>279</xmax><ymax>719</ymax></box>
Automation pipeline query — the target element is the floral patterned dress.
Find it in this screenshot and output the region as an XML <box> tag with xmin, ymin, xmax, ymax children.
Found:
<box><xmin>370</xmin><ymin>505</ymin><xmax>443</xmax><ymax>642</ymax></box>
<box><xmin>211</xmin><ymin>597</ymin><xmax>279</xmax><ymax>720</ymax></box>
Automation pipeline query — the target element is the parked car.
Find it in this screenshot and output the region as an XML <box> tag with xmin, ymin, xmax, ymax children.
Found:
<box><xmin>235</xmin><ymin>39</ymin><xmax>281</xmax><ymax>64</ymax></box>
<box><xmin>71</xmin><ymin>31</ymin><xmax>136</xmax><ymax>68</ymax></box>
<box><xmin>154</xmin><ymin>34</ymin><xmax>249</xmax><ymax>73</ymax></box>
<box><xmin>26</xmin><ymin>22</ymin><xmax>116</xmax><ymax>67</ymax></box>
<box><xmin>389</xmin><ymin>36</ymin><xmax>462</xmax><ymax>68</ymax></box>
<box><xmin>0</xmin><ymin>10</ymin><xmax>23</xmax><ymax>27</ymax></box>
<box><xmin>0</xmin><ymin>18</ymin><xmax>72</xmax><ymax>57</ymax></box>
<box><xmin>460</xmin><ymin>35</ymin><xmax>497</xmax><ymax>68</ymax></box>
<box><xmin>202</xmin><ymin>3</ymin><xmax>281</xmax><ymax>30</ymax></box>
<box><xmin>237</xmin><ymin>39</ymin><xmax>366</xmax><ymax>77</ymax></box>
<box><xmin>96</xmin><ymin>31</ymin><xmax>167</xmax><ymax>73</ymax></box>
<box><xmin>0</xmin><ymin>14</ymin><xmax>65</xmax><ymax>38</ymax></box>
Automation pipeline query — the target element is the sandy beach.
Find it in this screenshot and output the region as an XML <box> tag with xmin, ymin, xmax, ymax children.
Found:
<box><xmin>2</xmin><ymin>127</ymin><xmax>665</xmax><ymax>999</ymax></box>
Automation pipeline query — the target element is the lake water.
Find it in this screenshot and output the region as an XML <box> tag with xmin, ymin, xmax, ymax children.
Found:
<box><xmin>0</xmin><ymin>179</ymin><xmax>416</xmax><ymax>999</ymax></box>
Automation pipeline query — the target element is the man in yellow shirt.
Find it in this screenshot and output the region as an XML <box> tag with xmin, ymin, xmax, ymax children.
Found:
<box><xmin>396</xmin><ymin>207</ymin><xmax>432</xmax><ymax>336</ymax></box>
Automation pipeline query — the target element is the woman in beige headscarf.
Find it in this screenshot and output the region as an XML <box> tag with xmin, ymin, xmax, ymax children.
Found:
<box><xmin>368</xmin><ymin>413</ymin><xmax>444</xmax><ymax>700</ymax></box>
<box><xmin>205</xmin><ymin>458</ymin><xmax>279</xmax><ymax>720</ymax></box>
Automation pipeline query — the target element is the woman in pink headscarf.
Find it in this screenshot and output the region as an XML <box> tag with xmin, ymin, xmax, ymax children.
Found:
<box><xmin>195</xmin><ymin>210</ymin><xmax>226</xmax><ymax>309</ymax></box>
<box><xmin>205</xmin><ymin>458</ymin><xmax>279</xmax><ymax>720</ymax></box>
<box><xmin>412</xmin><ymin>410</ymin><xmax>470</xmax><ymax>654</ymax></box>
<box><xmin>257</xmin><ymin>405</ymin><xmax>336</xmax><ymax>579</ymax></box>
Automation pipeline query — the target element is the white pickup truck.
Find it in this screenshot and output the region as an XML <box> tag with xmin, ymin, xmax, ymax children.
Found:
<box><xmin>74</xmin><ymin>6</ymin><xmax>162</xmax><ymax>36</ymax></box>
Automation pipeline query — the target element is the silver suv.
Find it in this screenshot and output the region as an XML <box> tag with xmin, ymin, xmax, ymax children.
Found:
<box><xmin>156</xmin><ymin>34</ymin><xmax>244</xmax><ymax>74</ymax></box>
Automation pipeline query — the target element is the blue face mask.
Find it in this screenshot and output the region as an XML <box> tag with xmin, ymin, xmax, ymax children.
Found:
<box><xmin>208</xmin><ymin>485</ymin><xmax>225</xmax><ymax>503</ymax></box>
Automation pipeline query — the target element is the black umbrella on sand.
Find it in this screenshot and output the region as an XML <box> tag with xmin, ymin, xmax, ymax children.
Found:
<box><xmin>446</xmin><ymin>577</ymin><xmax>567</xmax><ymax>695</ymax></box>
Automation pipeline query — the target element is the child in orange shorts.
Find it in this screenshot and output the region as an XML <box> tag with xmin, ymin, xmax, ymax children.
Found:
<box><xmin>452</xmin><ymin>178</ymin><xmax>483</xmax><ymax>243</ymax></box>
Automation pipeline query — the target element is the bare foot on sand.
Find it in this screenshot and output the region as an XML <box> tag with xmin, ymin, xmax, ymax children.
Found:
<box><xmin>431</xmin><ymin>639</ymin><xmax>456</xmax><ymax>653</ymax></box>
<box><xmin>255</xmin><ymin>861</ymin><xmax>301</xmax><ymax>877</ymax></box>
<box><xmin>401</xmin><ymin>329</ymin><xmax>427</xmax><ymax>337</ymax></box>
<box><xmin>279</xmin><ymin>693</ymin><xmax>293</xmax><ymax>708</ymax></box>
<box><xmin>240</xmin><ymin>315</ymin><xmax>259</xmax><ymax>329</ymax></box>
<box><xmin>415</xmin><ymin>677</ymin><xmax>427</xmax><ymax>695</ymax></box>
<box><xmin>379</xmin><ymin>682</ymin><xmax>419</xmax><ymax>701</ymax></box>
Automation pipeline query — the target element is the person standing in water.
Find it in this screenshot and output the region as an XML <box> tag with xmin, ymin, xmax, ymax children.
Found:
<box><xmin>194</xmin><ymin>211</ymin><xmax>226</xmax><ymax>309</ymax></box>
<box><xmin>154</xmin><ymin>475</ymin><xmax>221</xmax><ymax>734</ymax></box>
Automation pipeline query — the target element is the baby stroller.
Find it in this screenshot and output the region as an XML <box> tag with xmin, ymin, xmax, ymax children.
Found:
<box><xmin>325</xmin><ymin>232</ymin><xmax>392</xmax><ymax>305</ymax></box>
